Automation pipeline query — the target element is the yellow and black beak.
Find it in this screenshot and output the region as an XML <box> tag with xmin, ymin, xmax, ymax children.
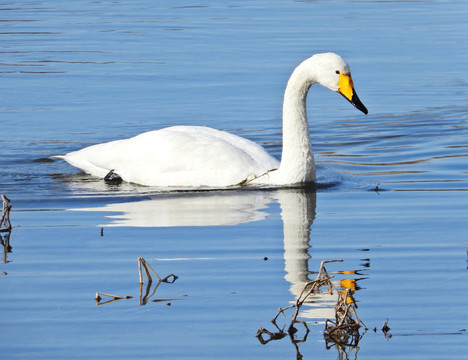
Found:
<box><xmin>338</xmin><ymin>73</ymin><xmax>368</xmax><ymax>114</ymax></box>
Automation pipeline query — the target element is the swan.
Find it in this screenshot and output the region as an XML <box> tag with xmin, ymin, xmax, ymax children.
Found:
<box><xmin>54</xmin><ymin>52</ymin><xmax>367</xmax><ymax>188</ymax></box>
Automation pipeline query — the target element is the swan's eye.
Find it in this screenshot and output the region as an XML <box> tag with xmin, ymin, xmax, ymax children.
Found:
<box><xmin>335</xmin><ymin>70</ymin><xmax>340</xmax><ymax>74</ymax></box>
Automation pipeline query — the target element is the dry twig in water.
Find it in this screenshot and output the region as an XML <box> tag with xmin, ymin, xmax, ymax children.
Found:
<box><xmin>138</xmin><ymin>257</ymin><xmax>178</xmax><ymax>284</ymax></box>
<box><xmin>381</xmin><ymin>319</ymin><xmax>391</xmax><ymax>338</ymax></box>
<box><xmin>138</xmin><ymin>257</ymin><xmax>179</xmax><ymax>305</ymax></box>
<box><xmin>95</xmin><ymin>257</ymin><xmax>179</xmax><ymax>306</ymax></box>
<box><xmin>324</xmin><ymin>288</ymin><xmax>367</xmax><ymax>351</ymax></box>
<box><xmin>289</xmin><ymin>259</ymin><xmax>342</xmax><ymax>331</ymax></box>
<box><xmin>0</xmin><ymin>195</ymin><xmax>12</xmax><ymax>232</ymax></box>
<box><xmin>257</xmin><ymin>260</ymin><xmax>345</xmax><ymax>358</ymax></box>
<box><xmin>95</xmin><ymin>292</ymin><xmax>132</xmax><ymax>306</ymax></box>
<box><xmin>257</xmin><ymin>259</ymin><xmax>369</xmax><ymax>358</ymax></box>
<box><xmin>258</xmin><ymin>259</ymin><xmax>343</xmax><ymax>340</ymax></box>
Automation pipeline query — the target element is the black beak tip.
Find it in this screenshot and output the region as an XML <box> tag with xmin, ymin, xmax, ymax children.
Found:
<box><xmin>351</xmin><ymin>91</ymin><xmax>368</xmax><ymax>115</ymax></box>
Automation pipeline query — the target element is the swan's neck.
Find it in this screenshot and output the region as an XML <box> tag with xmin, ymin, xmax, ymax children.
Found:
<box><xmin>276</xmin><ymin>62</ymin><xmax>316</xmax><ymax>184</ymax></box>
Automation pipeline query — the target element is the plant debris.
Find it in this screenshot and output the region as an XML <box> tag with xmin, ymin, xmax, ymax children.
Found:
<box><xmin>382</xmin><ymin>319</ymin><xmax>392</xmax><ymax>338</ymax></box>
<box><xmin>95</xmin><ymin>292</ymin><xmax>133</xmax><ymax>306</ymax></box>
<box><xmin>138</xmin><ymin>256</ymin><xmax>178</xmax><ymax>284</ymax></box>
<box><xmin>0</xmin><ymin>194</ymin><xmax>12</xmax><ymax>232</ymax></box>
<box><xmin>324</xmin><ymin>288</ymin><xmax>366</xmax><ymax>349</ymax></box>
<box><xmin>1</xmin><ymin>195</ymin><xmax>13</xmax><ymax>265</ymax></box>
<box><xmin>95</xmin><ymin>257</ymin><xmax>179</xmax><ymax>306</ymax></box>
<box><xmin>257</xmin><ymin>260</ymin><xmax>343</xmax><ymax>340</ymax></box>
<box><xmin>257</xmin><ymin>260</ymin><xmax>370</xmax><ymax>358</ymax></box>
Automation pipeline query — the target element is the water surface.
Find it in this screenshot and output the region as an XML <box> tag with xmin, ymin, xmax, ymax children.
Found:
<box><xmin>1</xmin><ymin>1</ymin><xmax>467</xmax><ymax>359</ymax></box>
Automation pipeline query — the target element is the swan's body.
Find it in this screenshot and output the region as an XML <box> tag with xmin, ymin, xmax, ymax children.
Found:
<box><xmin>55</xmin><ymin>53</ymin><xmax>367</xmax><ymax>188</ymax></box>
<box><xmin>59</xmin><ymin>126</ymin><xmax>279</xmax><ymax>187</ymax></box>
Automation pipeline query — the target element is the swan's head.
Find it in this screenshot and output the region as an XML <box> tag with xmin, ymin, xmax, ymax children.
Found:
<box><xmin>309</xmin><ymin>52</ymin><xmax>368</xmax><ymax>114</ymax></box>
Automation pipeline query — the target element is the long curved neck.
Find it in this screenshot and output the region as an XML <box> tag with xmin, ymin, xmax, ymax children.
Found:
<box><xmin>277</xmin><ymin>61</ymin><xmax>316</xmax><ymax>183</ymax></box>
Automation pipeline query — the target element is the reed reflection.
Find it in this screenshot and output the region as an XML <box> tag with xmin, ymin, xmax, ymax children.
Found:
<box><xmin>1</xmin><ymin>231</ymin><xmax>12</xmax><ymax>265</ymax></box>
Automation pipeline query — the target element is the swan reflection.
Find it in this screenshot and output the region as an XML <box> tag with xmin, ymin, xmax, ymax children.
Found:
<box><xmin>75</xmin><ymin>189</ymin><xmax>348</xmax><ymax>320</ymax></box>
<box><xmin>276</xmin><ymin>190</ymin><xmax>339</xmax><ymax>320</ymax></box>
<box><xmin>76</xmin><ymin>190</ymin><xmax>271</xmax><ymax>227</ymax></box>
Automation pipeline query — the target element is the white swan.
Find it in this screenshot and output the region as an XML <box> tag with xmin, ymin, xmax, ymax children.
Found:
<box><xmin>54</xmin><ymin>53</ymin><xmax>367</xmax><ymax>188</ymax></box>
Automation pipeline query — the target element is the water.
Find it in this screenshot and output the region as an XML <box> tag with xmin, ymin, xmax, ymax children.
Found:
<box><xmin>1</xmin><ymin>1</ymin><xmax>467</xmax><ymax>359</ymax></box>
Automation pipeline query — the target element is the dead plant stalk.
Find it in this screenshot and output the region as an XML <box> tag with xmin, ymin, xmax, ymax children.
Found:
<box><xmin>0</xmin><ymin>194</ymin><xmax>12</xmax><ymax>232</ymax></box>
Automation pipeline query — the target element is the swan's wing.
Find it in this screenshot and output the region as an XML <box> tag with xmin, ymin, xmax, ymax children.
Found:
<box><xmin>58</xmin><ymin>126</ymin><xmax>279</xmax><ymax>187</ymax></box>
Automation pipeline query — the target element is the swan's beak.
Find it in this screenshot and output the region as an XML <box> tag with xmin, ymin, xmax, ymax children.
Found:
<box><xmin>338</xmin><ymin>73</ymin><xmax>368</xmax><ymax>114</ymax></box>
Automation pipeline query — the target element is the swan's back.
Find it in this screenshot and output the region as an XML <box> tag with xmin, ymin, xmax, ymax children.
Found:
<box><xmin>59</xmin><ymin>126</ymin><xmax>279</xmax><ymax>187</ymax></box>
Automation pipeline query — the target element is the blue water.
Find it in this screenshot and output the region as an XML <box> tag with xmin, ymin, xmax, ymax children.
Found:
<box><xmin>1</xmin><ymin>1</ymin><xmax>467</xmax><ymax>359</ymax></box>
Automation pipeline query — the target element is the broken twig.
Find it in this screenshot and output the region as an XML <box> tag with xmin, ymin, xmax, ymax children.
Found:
<box><xmin>95</xmin><ymin>292</ymin><xmax>132</xmax><ymax>306</ymax></box>
<box><xmin>96</xmin><ymin>257</ymin><xmax>179</xmax><ymax>306</ymax></box>
<box><xmin>257</xmin><ymin>259</ymin><xmax>369</xmax><ymax>358</ymax></box>
<box><xmin>0</xmin><ymin>194</ymin><xmax>12</xmax><ymax>232</ymax></box>
<box><xmin>323</xmin><ymin>288</ymin><xmax>367</xmax><ymax>350</ymax></box>
<box><xmin>264</xmin><ymin>259</ymin><xmax>342</xmax><ymax>337</ymax></box>
<box><xmin>138</xmin><ymin>257</ymin><xmax>178</xmax><ymax>284</ymax></box>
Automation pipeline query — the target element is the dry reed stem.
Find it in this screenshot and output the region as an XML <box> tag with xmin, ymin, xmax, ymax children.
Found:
<box><xmin>257</xmin><ymin>259</ymin><xmax>370</xmax><ymax>357</ymax></box>
<box><xmin>95</xmin><ymin>257</ymin><xmax>178</xmax><ymax>306</ymax></box>
<box><xmin>96</xmin><ymin>258</ymin><xmax>178</xmax><ymax>306</ymax></box>
<box><xmin>270</xmin><ymin>259</ymin><xmax>342</xmax><ymax>333</ymax></box>
<box><xmin>95</xmin><ymin>292</ymin><xmax>126</xmax><ymax>300</ymax></box>
<box><xmin>324</xmin><ymin>289</ymin><xmax>367</xmax><ymax>350</ymax></box>
<box><xmin>138</xmin><ymin>257</ymin><xmax>178</xmax><ymax>284</ymax></box>
<box><xmin>0</xmin><ymin>194</ymin><xmax>12</xmax><ymax>232</ymax></box>
<box><xmin>95</xmin><ymin>292</ymin><xmax>132</xmax><ymax>305</ymax></box>
<box><xmin>257</xmin><ymin>258</ymin><xmax>368</xmax><ymax>352</ymax></box>
<box><xmin>138</xmin><ymin>256</ymin><xmax>156</xmax><ymax>283</ymax></box>
<box><xmin>272</xmin><ymin>305</ymin><xmax>295</xmax><ymax>324</ymax></box>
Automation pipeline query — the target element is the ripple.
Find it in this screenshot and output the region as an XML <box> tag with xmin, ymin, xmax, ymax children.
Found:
<box><xmin>313</xmin><ymin>106</ymin><xmax>468</xmax><ymax>190</ymax></box>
